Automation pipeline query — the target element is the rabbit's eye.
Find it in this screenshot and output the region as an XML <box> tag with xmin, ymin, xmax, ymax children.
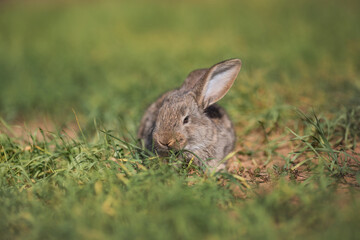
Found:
<box><xmin>183</xmin><ymin>116</ymin><xmax>189</xmax><ymax>124</ymax></box>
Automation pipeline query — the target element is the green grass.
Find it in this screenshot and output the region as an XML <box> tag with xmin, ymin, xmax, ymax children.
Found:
<box><xmin>0</xmin><ymin>110</ymin><xmax>359</xmax><ymax>239</ymax></box>
<box><xmin>0</xmin><ymin>0</ymin><xmax>360</xmax><ymax>239</ymax></box>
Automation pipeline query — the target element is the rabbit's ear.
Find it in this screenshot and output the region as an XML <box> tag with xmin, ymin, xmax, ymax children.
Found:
<box><xmin>181</xmin><ymin>68</ymin><xmax>208</xmax><ymax>91</ymax></box>
<box><xmin>195</xmin><ymin>59</ymin><xmax>242</xmax><ymax>108</ymax></box>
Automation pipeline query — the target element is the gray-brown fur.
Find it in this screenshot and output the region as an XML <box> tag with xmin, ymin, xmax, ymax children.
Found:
<box><xmin>137</xmin><ymin>59</ymin><xmax>242</xmax><ymax>171</ymax></box>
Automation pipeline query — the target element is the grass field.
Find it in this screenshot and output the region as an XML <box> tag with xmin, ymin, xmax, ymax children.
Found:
<box><xmin>0</xmin><ymin>0</ymin><xmax>360</xmax><ymax>239</ymax></box>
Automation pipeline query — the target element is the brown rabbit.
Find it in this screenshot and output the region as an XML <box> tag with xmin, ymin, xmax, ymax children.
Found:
<box><xmin>138</xmin><ymin>59</ymin><xmax>242</xmax><ymax>171</ymax></box>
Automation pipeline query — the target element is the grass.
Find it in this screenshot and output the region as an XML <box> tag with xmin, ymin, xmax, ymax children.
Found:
<box><xmin>0</xmin><ymin>109</ymin><xmax>359</xmax><ymax>239</ymax></box>
<box><xmin>0</xmin><ymin>0</ymin><xmax>360</xmax><ymax>239</ymax></box>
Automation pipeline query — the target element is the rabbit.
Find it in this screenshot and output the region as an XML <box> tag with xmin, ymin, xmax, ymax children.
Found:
<box><xmin>137</xmin><ymin>59</ymin><xmax>242</xmax><ymax>171</ymax></box>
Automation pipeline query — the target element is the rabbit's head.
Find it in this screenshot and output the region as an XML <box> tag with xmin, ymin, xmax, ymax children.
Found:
<box><xmin>152</xmin><ymin>59</ymin><xmax>242</xmax><ymax>157</ymax></box>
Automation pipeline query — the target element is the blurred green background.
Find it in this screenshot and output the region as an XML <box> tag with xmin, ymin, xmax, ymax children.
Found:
<box><xmin>1</xmin><ymin>0</ymin><xmax>359</xmax><ymax>131</ymax></box>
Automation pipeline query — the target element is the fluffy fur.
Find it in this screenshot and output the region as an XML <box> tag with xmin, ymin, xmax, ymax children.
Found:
<box><xmin>138</xmin><ymin>59</ymin><xmax>242</xmax><ymax>170</ymax></box>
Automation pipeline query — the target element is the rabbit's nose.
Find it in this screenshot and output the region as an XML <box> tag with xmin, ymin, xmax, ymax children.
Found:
<box><xmin>158</xmin><ymin>139</ymin><xmax>176</xmax><ymax>148</ymax></box>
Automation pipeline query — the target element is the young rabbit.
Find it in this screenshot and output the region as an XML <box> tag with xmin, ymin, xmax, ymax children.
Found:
<box><xmin>138</xmin><ymin>59</ymin><xmax>242</xmax><ymax>171</ymax></box>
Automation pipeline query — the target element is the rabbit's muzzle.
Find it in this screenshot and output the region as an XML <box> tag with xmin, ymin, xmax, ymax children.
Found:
<box><xmin>153</xmin><ymin>132</ymin><xmax>187</xmax><ymax>151</ymax></box>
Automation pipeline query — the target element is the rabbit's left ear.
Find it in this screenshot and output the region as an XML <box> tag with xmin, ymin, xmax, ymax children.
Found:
<box><xmin>195</xmin><ymin>59</ymin><xmax>242</xmax><ymax>109</ymax></box>
<box><xmin>181</xmin><ymin>68</ymin><xmax>208</xmax><ymax>91</ymax></box>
